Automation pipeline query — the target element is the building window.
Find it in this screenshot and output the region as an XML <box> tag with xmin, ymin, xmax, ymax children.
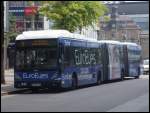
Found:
<box><xmin>136</xmin><ymin>22</ymin><xmax>149</xmax><ymax>31</ymax></box>
<box><xmin>9</xmin><ymin>1</ymin><xmax>25</xmax><ymax>7</ymax></box>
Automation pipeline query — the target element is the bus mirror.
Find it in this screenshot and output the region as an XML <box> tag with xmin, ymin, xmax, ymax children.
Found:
<box><xmin>59</xmin><ymin>58</ymin><xmax>62</xmax><ymax>64</ymax></box>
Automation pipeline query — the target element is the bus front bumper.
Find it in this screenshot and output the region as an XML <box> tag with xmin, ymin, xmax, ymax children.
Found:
<box><xmin>14</xmin><ymin>80</ymin><xmax>62</xmax><ymax>89</ymax></box>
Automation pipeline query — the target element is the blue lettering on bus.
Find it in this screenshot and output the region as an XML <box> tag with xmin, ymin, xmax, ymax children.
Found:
<box><xmin>74</xmin><ymin>49</ymin><xmax>96</xmax><ymax>65</ymax></box>
<box><xmin>22</xmin><ymin>73</ymin><xmax>49</xmax><ymax>79</ymax></box>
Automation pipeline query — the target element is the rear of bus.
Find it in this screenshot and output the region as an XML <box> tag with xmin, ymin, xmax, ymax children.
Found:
<box><xmin>122</xmin><ymin>42</ymin><xmax>142</xmax><ymax>78</ymax></box>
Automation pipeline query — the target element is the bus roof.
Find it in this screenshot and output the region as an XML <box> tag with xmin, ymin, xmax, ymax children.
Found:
<box><xmin>121</xmin><ymin>42</ymin><xmax>138</xmax><ymax>46</ymax></box>
<box><xmin>16</xmin><ymin>30</ymin><xmax>72</xmax><ymax>40</ymax></box>
<box><xmin>98</xmin><ymin>40</ymin><xmax>121</xmax><ymax>45</ymax></box>
<box><xmin>121</xmin><ymin>42</ymin><xmax>141</xmax><ymax>50</ymax></box>
<box><xmin>16</xmin><ymin>30</ymin><xmax>97</xmax><ymax>42</ymax></box>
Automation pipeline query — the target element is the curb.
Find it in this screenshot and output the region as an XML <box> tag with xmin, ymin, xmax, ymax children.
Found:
<box><xmin>1</xmin><ymin>89</ymin><xmax>29</xmax><ymax>96</ymax></box>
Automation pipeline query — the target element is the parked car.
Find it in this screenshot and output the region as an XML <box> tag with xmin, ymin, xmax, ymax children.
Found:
<box><xmin>142</xmin><ymin>59</ymin><xmax>149</xmax><ymax>75</ymax></box>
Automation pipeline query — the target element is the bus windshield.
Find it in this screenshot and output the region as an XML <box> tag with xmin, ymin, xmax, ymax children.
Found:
<box><xmin>16</xmin><ymin>47</ymin><xmax>57</xmax><ymax>70</ymax></box>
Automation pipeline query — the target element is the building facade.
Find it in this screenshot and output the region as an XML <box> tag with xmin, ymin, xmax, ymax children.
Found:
<box><xmin>8</xmin><ymin>1</ymin><xmax>44</xmax><ymax>32</ymax></box>
<box><xmin>6</xmin><ymin>1</ymin><xmax>99</xmax><ymax>39</ymax></box>
<box><xmin>101</xmin><ymin>1</ymin><xmax>149</xmax><ymax>59</ymax></box>
<box><xmin>99</xmin><ymin>14</ymin><xmax>141</xmax><ymax>43</ymax></box>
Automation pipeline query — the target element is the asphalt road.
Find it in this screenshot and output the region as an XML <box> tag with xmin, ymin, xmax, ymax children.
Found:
<box><xmin>1</xmin><ymin>75</ymin><xmax>149</xmax><ymax>112</ymax></box>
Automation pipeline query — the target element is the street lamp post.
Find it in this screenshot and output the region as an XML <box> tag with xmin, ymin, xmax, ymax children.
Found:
<box><xmin>1</xmin><ymin>2</ymin><xmax>5</xmax><ymax>84</ymax></box>
<box><xmin>4</xmin><ymin>1</ymin><xmax>10</xmax><ymax>69</ymax></box>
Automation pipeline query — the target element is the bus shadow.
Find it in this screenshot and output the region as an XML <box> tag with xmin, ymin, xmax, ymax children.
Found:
<box><xmin>15</xmin><ymin>85</ymin><xmax>98</xmax><ymax>95</ymax></box>
<box><xmin>15</xmin><ymin>78</ymin><xmax>136</xmax><ymax>95</ymax></box>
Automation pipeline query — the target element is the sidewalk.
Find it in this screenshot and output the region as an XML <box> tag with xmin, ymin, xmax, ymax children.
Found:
<box><xmin>1</xmin><ymin>69</ymin><xmax>27</xmax><ymax>96</ymax></box>
<box><xmin>4</xmin><ymin>69</ymin><xmax>14</xmax><ymax>84</ymax></box>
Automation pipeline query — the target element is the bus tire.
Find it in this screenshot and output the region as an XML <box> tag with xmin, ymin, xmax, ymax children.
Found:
<box><xmin>121</xmin><ymin>69</ymin><xmax>124</xmax><ymax>80</ymax></box>
<box><xmin>135</xmin><ymin>67</ymin><xmax>140</xmax><ymax>79</ymax></box>
<box><xmin>30</xmin><ymin>88</ymin><xmax>39</xmax><ymax>92</ymax></box>
<box><xmin>138</xmin><ymin>67</ymin><xmax>141</xmax><ymax>76</ymax></box>
<box><xmin>97</xmin><ymin>71</ymin><xmax>102</xmax><ymax>85</ymax></box>
<box><xmin>71</xmin><ymin>73</ymin><xmax>78</xmax><ymax>90</ymax></box>
<box><xmin>135</xmin><ymin>76</ymin><xmax>139</xmax><ymax>79</ymax></box>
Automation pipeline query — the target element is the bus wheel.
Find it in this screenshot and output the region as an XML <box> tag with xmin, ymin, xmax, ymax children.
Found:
<box><xmin>121</xmin><ymin>69</ymin><xmax>124</xmax><ymax>80</ymax></box>
<box><xmin>72</xmin><ymin>76</ymin><xmax>77</xmax><ymax>90</ymax></box>
<box><xmin>135</xmin><ymin>76</ymin><xmax>139</xmax><ymax>79</ymax></box>
<box><xmin>97</xmin><ymin>71</ymin><xmax>101</xmax><ymax>85</ymax></box>
<box><xmin>30</xmin><ymin>88</ymin><xmax>39</xmax><ymax>93</ymax></box>
<box><xmin>121</xmin><ymin>75</ymin><xmax>124</xmax><ymax>81</ymax></box>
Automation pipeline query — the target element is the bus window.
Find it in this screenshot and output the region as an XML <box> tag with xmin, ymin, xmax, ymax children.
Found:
<box><xmin>97</xmin><ymin>48</ymin><xmax>101</xmax><ymax>64</ymax></box>
<box><xmin>64</xmin><ymin>46</ymin><xmax>71</xmax><ymax>67</ymax></box>
<box><xmin>16</xmin><ymin>50</ymin><xmax>25</xmax><ymax>69</ymax></box>
<box><xmin>16</xmin><ymin>48</ymin><xmax>57</xmax><ymax>70</ymax></box>
<box><xmin>128</xmin><ymin>49</ymin><xmax>141</xmax><ymax>63</ymax></box>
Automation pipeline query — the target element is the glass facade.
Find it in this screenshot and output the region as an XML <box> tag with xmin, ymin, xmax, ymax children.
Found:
<box><xmin>8</xmin><ymin>1</ymin><xmax>44</xmax><ymax>32</ymax></box>
<box><xmin>8</xmin><ymin>1</ymin><xmax>25</xmax><ymax>7</ymax></box>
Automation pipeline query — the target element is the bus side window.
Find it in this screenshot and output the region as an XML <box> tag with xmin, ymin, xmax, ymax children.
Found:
<box><xmin>97</xmin><ymin>48</ymin><xmax>101</xmax><ymax>64</ymax></box>
<box><xmin>64</xmin><ymin>46</ymin><xmax>71</xmax><ymax>67</ymax></box>
<box><xmin>59</xmin><ymin>44</ymin><xmax>64</xmax><ymax>64</ymax></box>
<box><xmin>70</xmin><ymin>46</ymin><xmax>75</xmax><ymax>66</ymax></box>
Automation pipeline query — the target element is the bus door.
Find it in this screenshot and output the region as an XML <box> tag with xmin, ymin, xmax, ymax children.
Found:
<box><xmin>108</xmin><ymin>44</ymin><xmax>121</xmax><ymax>80</ymax></box>
<box><xmin>101</xmin><ymin>44</ymin><xmax>109</xmax><ymax>81</ymax></box>
<box><xmin>123</xmin><ymin>45</ymin><xmax>129</xmax><ymax>77</ymax></box>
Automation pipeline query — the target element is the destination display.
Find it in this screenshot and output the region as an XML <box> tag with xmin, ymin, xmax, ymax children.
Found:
<box><xmin>16</xmin><ymin>39</ymin><xmax>57</xmax><ymax>47</ymax></box>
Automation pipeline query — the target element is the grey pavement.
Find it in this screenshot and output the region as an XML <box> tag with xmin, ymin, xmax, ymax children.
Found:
<box><xmin>1</xmin><ymin>69</ymin><xmax>14</xmax><ymax>95</ymax></box>
<box><xmin>4</xmin><ymin>69</ymin><xmax>14</xmax><ymax>84</ymax></box>
<box><xmin>107</xmin><ymin>93</ymin><xmax>149</xmax><ymax>112</ymax></box>
<box><xmin>1</xmin><ymin>69</ymin><xmax>27</xmax><ymax>95</ymax></box>
<box><xmin>1</xmin><ymin>75</ymin><xmax>149</xmax><ymax>112</ymax></box>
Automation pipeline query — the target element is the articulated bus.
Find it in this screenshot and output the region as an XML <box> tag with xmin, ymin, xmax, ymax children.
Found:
<box><xmin>121</xmin><ymin>42</ymin><xmax>142</xmax><ymax>78</ymax></box>
<box><xmin>14</xmin><ymin>30</ymin><xmax>142</xmax><ymax>89</ymax></box>
<box><xmin>14</xmin><ymin>30</ymin><xmax>102</xmax><ymax>89</ymax></box>
<box><xmin>99</xmin><ymin>41</ymin><xmax>124</xmax><ymax>81</ymax></box>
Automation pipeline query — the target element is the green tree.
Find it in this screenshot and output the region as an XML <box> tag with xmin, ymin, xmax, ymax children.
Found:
<box><xmin>27</xmin><ymin>1</ymin><xmax>36</xmax><ymax>30</ymax></box>
<box><xmin>5</xmin><ymin>15</ymin><xmax>19</xmax><ymax>42</ymax></box>
<box><xmin>39</xmin><ymin>1</ymin><xmax>109</xmax><ymax>33</ymax></box>
<box><xmin>3</xmin><ymin>15</ymin><xmax>18</xmax><ymax>71</ymax></box>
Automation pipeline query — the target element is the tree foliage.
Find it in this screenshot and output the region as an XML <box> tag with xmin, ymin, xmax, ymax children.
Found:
<box><xmin>39</xmin><ymin>1</ymin><xmax>109</xmax><ymax>32</ymax></box>
<box><xmin>5</xmin><ymin>15</ymin><xmax>19</xmax><ymax>42</ymax></box>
